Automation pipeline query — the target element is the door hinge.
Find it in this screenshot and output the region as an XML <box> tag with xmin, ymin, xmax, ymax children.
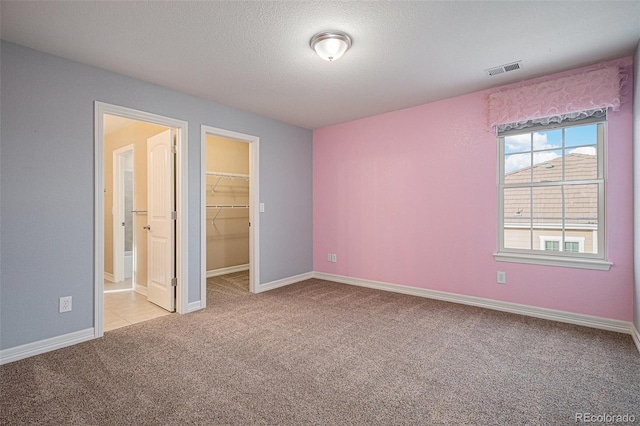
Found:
<box><xmin>171</xmin><ymin>145</ymin><xmax>177</xmax><ymax>154</ymax></box>
<box><xmin>171</xmin><ymin>277</ymin><xmax>177</xmax><ymax>287</ymax></box>
<box><xmin>171</xmin><ymin>211</ymin><xmax>177</xmax><ymax>220</ymax></box>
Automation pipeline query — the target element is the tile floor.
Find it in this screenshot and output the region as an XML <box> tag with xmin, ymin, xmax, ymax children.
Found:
<box><xmin>104</xmin><ymin>278</ymin><xmax>133</xmax><ymax>292</ymax></box>
<box><xmin>104</xmin><ymin>289</ymin><xmax>172</xmax><ymax>332</ymax></box>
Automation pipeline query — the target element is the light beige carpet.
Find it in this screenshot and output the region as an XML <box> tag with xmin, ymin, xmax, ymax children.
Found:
<box><xmin>1</xmin><ymin>272</ymin><xmax>638</xmax><ymax>425</ymax></box>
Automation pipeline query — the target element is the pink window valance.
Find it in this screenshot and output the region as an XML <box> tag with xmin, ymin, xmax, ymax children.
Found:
<box><xmin>488</xmin><ymin>65</ymin><xmax>624</xmax><ymax>132</ymax></box>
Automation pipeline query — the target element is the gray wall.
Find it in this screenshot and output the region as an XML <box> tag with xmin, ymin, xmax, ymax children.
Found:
<box><xmin>0</xmin><ymin>41</ymin><xmax>313</xmax><ymax>350</ymax></box>
<box><xmin>634</xmin><ymin>40</ymin><xmax>640</xmax><ymax>335</ymax></box>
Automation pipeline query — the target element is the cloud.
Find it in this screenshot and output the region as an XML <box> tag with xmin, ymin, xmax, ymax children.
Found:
<box><xmin>504</xmin><ymin>132</ymin><xmax>555</xmax><ymax>153</ymax></box>
<box><xmin>569</xmin><ymin>146</ymin><xmax>596</xmax><ymax>155</ymax></box>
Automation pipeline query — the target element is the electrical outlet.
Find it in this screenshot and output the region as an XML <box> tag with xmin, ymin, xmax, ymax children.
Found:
<box><xmin>59</xmin><ymin>296</ymin><xmax>72</xmax><ymax>313</ymax></box>
<box><xmin>497</xmin><ymin>271</ymin><xmax>506</xmax><ymax>284</ymax></box>
<box><xmin>331</xmin><ymin>254</ymin><xmax>337</xmax><ymax>263</ymax></box>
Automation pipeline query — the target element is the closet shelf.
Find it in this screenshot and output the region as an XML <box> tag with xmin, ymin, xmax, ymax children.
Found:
<box><xmin>206</xmin><ymin>171</ymin><xmax>249</xmax><ymax>193</ymax></box>
<box><xmin>207</xmin><ymin>205</ymin><xmax>250</xmax><ymax>223</ymax></box>
<box><xmin>206</xmin><ymin>171</ymin><xmax>249</xmax><ymax>179</ymax></box>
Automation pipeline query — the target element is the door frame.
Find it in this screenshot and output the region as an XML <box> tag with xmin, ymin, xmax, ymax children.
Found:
<box><xmin>112</xmin><ymin>144</ymin><xmax>134</xmax><ymax>284</ymax></box>
<box><xmin>95</xmin><ymin>102</ymin><xmax>189</xmax><ymax>338</ymax></box>
<box><xmin>201</xmin><ymin>125</ymin><xmax>260</xmax><ymax>305</ymax></box>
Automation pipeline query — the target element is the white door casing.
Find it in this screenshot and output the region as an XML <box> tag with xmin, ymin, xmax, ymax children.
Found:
<box><xmin>95</xmin><ymin>102</ymin><xmax>188</xmax><ymax>338</ymax></box>
<box><xmin>146</xmin><ymin>129</ymin><xmax>176</xmax><ymax>312</ymax></box>
<box><xmin>200</xmin><ymin>125</ymin><xmax>260</xmax><ymax>309</ymax></box>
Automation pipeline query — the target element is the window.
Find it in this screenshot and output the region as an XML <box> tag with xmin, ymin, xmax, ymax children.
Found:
<box><xmin>495</xmin><ymin>117</ymin><xmax>611</xmax><ymax>270</ymax></box>
<box><xmin>564</xmin><ymin>241</ymin><xmax>580</xmax><ymax>253</ymax></box>
<box><xmin>539</xmin><ymin>236</ymin><xmax>585</xmax><ymax>253</ymax></box>
<box><xmin>544</xmin><ymin>240</ymin><xmax>560</xmax><ymax>252</ymax></box>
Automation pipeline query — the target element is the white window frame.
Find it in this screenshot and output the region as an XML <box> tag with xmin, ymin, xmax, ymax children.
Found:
<box><xmin>494</xmin><ymin>117</ymin><xmax>612</xmax><ymax>270</ymax></box>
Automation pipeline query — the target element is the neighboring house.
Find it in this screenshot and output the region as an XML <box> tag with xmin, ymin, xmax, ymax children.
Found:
<box><xmin>504</xmin><ymin>153</ymin><xmax>598</xmax><ymax>253</ymax></box>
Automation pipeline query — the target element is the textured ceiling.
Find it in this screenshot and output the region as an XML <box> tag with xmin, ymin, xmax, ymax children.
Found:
<box><xmin>1</xmin><ymin>1</ymin><xmax>639</xmax><ymax>129</ymax></box>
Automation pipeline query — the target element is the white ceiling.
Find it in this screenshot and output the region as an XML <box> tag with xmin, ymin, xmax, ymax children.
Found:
<box><xmin>1</xmin><ymin>1</ymin><xmax>638</xmax><ymax>129</ymax></box>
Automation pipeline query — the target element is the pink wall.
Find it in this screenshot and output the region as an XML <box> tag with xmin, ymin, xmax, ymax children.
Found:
<box><xmin>313</xmin><ymin>58</ymin><xmax>634</xmax><ymax>321</ymax></box>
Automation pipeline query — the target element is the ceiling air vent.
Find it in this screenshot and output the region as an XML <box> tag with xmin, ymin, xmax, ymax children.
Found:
<box><xmin>485</xmin><ymin>61</ymin><xmax>522</xmax><ymax>77</ymax></box>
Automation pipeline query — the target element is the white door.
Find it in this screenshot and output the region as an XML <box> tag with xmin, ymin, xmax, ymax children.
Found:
<box><xmin>146</xmin><ymin>129</ymin><xmax>176</xmax><ymax>312</ymax></box>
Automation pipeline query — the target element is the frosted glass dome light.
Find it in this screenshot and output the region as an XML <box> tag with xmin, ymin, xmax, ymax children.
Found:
<box><xmin>310</xmin><ymin>31</ymin><xmax>352</xmax><ymax>62</ymax></box>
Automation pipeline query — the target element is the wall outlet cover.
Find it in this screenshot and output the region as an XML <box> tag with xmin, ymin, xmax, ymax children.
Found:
<box><xmin>59</xmin><ymin>296</ymin><xmax>72</xmax><ymax>313</ymax></box>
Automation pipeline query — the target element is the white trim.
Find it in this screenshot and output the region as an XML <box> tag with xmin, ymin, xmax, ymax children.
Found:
<box><xmin>313</xmin><ymin>272</ymin><xmax>633</xmax><ymax>334</ymax></box>
<box><xmin>186</xmin><ymin>301</ymin><xmax>204</xmax><ymax>313</ymax></box>
<box><xmin>104</xmin><ymin>272</ymin><xmax>114</xmax><ymax>282</ymax></box>
<box><xmin>134</xmin><ymin>282</ymin><xmax>147</xmax><ymax>296</ymax></box>
<box><xmin>0</xmin><ymin>328</ymin><xmax>94</xmax><ymax>365</ymax></box>
<box><xmin>112</xmin><ymin>144</ymin><xmax>134</xmax><ymax>283</ymax></box>
<box><xmin>201</xmin><ymin>125</ymin><xmax>260</xmax><ymax>310</ymax></box>
<box><xmin>256</xmin><ymin>272</ymin><xmax>314</xmax><ymax>293</ymax></box>
<box><xmin>493</xmin><ymin>251</ymin><xmax>612</xmax><ymax>270</ymax></box>
<box><xmin>632</xmin><ymin>324</ymin><xmax>640</xmax><ymax>354</ymax></box>
<box><xmin>95</xmin><ymin>102</ymin><xmax>189</xmax><ymax>340</ymax></box>
<box><xmin>206</xmin><ymin>264</ymin><xmax>250</xmax><ymax>278</ymax></box>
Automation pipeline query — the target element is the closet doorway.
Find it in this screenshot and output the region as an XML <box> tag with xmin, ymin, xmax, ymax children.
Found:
<box><xmin>201</xmin><ymin>126</ymin><xmax>259</xmax><ymax>307</ymax></box>
<box><xmin>95</xmin><ymin>103</ymin><xmax>189</xmax><ymax>337</ymax></box>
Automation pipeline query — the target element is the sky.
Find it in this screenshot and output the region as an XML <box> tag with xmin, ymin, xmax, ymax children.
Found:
<box><xmin>504</xmin><ymin>123</ymin><xmax>597</xmax><ymax>174</ymax></box>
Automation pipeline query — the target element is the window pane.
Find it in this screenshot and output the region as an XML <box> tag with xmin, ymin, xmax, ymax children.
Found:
<box><xmin>504</xmin><ymin>134</ymin><xmax>531</xmax><ymax>154</ymax></box>
<box><xmin>504</xmin><ymin>218</ymin><xmax>531</xmax><ymax>250</ymax></box>
<box><xmin>533</xmin><ymin>129</ymin><xmax>562</xmax><ymax>151</ymax></box>
<box><xmin>545</xmin><ymin>241</ymin><xmax>560</xmax><ymax>251</ymax></box>
<box><xmin>504</xmin><ymin>188</ymin><xmax>531</xmax><ymax>219</ymax></box>
<box><xmin>564</xmin><ymin>146</ymin><xmax>597</xmax><ymax>180</ymax></box>
<box><xmin>565</xmin><ymin>123</ymin><xmax>597</xmax><ymax>148</ymax></box>
<box><xmin>504</xmin><ymin>153</ymin><xmax>531</xmax><ymax>178</ymax></box>
<box><xmin>533</xmin><ymin>223</ymin><xmax>562</xmax><ymax>252</ymax></box>
<box><xmin>565</xmin><ymin>184</ymin><xmax>598</xmax><ymax>220</ymax></box>
<box><xmin>532</xmin><ymin>186</ymin><xmax>563</xmax><ymax>219</ymax></box>
<box><xmin>532</xmin><ymin>150</ymin><xmax>563</xmax><ymax>183</ymax></box>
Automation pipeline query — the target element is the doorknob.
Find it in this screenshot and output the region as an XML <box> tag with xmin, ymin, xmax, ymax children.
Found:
<box><xmin>143</xmin><ymin>225</ymin><xmax>151</xmax><ymax>231</ymax></box>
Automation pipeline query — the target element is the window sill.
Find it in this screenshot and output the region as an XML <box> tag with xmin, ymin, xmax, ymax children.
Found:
<box><xmin>493</xmin><ymin>252</ymin><xmax>612</xmax><ymax>271</ymax></box>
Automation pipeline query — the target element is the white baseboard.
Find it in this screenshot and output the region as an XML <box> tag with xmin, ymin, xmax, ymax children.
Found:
<box><xmin>632</xmin><ymin>324</ymin><xmax>640</xmax><ymax>354</ymax></box>
<box><xmin>206</xmin><ymin>264</ymin><xmax>250</xmax><ymax>278</ymax></box>
<box><xmin>0</xmin><ymin>328</ymin><xmax>95</xmax><ymax>365</ymax></box>
<box><xmin>104</xmin><ymin>272</ymin><xmax>114</xmax><ymax>282</ymax></box>
<box><xmin>313</xmin><ymin>272</ymin><xmax>635</xmax><ymax>336</ymax></box>
<box><xmin>134</xmin><ymin>282</ymin><xmax>147</xmax><ymax>296</ymax></box>
<box><xmin>257</xmin><ymin>272</ymin><xmax>314</xmax><ymax>293</ymax></box>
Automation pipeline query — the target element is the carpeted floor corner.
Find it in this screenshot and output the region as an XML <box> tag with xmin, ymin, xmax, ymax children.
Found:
<box><xmin>1</xmin><ymin>272</ymin><xmax>638</xmax><ymax>425</ymax></box>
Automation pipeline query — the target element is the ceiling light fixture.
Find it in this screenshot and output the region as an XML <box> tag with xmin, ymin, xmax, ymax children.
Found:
<box><xmin>310</xmin><ymin>31</ymin><xmax>352</xmax><ymax>62</ymax></box>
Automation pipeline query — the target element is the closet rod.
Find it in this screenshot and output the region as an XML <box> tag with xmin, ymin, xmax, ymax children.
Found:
<box><xmin>131</xmin><ymin>210</ymin><xmax>147</xmax><ymax>213</ymax></box>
